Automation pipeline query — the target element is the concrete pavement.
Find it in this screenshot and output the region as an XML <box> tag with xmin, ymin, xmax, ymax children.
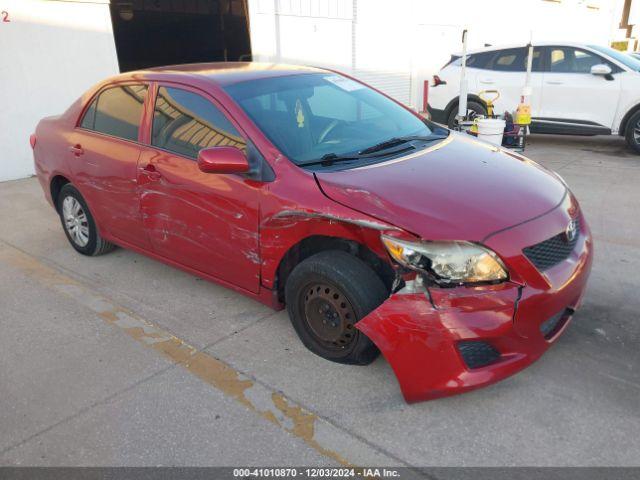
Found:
<box><xmin>0</xmin><ymin>134</ymin><xmax>639</xmax><ymax>467</ymax></box>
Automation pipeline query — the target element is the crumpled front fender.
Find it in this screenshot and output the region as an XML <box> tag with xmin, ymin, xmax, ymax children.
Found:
<box><xmin>355</xmin><ymin>282</ymin><xmax>530</xmax><ymax>403</ymax></box>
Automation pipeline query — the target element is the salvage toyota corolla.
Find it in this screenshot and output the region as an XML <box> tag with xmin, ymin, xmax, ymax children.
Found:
<box><xmin>31</xmin><ymin>63</ymin><xmax>593</xmax><ymax>402</ymax></box>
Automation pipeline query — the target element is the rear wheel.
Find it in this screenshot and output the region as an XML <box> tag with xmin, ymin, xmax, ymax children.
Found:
<box><xmin>447</xmin><ymin>101</ymin><xmax>486</xmax><ymax>129</ymax></box>
<box><xmin>624</xmin><ymin>110</ymin><xmax>640</xmax><ymax>154</ymax></box>
<box><xmin>285</xmin><ymin>250</ymin><xmax>388</xmax><ymax>365</ymax></box>
<box><xmin>57</xmin><ymin>184</ymin><xmax>115</xmax><ymax>256</ymax></box>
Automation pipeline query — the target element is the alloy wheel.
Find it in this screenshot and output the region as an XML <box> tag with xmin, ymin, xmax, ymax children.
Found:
<box><xmin>62</xmin><ymin>196</ymin><xmax>90</xmax><ymax>247</ymax></box>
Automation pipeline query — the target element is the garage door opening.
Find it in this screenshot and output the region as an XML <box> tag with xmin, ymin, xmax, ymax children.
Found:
<box><xmin>109</xmin><ymin>0</ymin><xmax>251</xmax><ymax>73</ymax></box>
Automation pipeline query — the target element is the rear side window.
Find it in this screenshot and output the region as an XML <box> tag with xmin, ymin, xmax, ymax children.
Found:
<box><xmin>152</xmin><ymin>86</ymin><xmax>246</xmax><ymax>159</ymax></box>
<box><xmin>478</xmin><ymin>47</ymin><xmax>543</xmax><ymax>72</ymax></box>
<box><xmin>80</xmin><ymin>85</ymin><xmax>147</xmax><ymax>141</ymax></box>
<box><xmin>453</xmin><ymin>50</ymin><xmax>540</xmax><ymax>70</ymax></box>
<box><xmin>490</xmin><ymin>48</ymin><xmax>527</xmax><ymax>72</ymax></box>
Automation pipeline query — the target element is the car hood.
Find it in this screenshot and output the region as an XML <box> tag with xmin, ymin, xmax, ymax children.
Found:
<box><xmin>315</xmin><ymin>133</ymin><xmax>567</xmax><ymax>241</ymax></box>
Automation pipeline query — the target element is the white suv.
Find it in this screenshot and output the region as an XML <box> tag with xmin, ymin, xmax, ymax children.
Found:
<box><xmin>428</xmin><ymin>42</ymin><xmax>640</xmax><ymax>153</ymax></box>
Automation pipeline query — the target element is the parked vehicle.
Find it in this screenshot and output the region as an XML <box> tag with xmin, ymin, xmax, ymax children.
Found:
<box><xmin>428</xmin><ymin>42</ymin><xmax>640</xmax><ymax>153</ymax></box>
<box><xmin>32</xmin><ymin>63</ymin><xmax>593</xmax><ymax>402</ymax></box>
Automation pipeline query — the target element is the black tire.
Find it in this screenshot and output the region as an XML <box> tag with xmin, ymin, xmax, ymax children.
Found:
<box><xmin>285</xmin><ymin>250</ymin><xmax>388</xmax><ymax>365</ymax></box>
<box><xmin>447</xmin><ymin>100</ymin><xmax>487</xmax><ymax>129</ymax></box>
<box><xmin>57</xmin><ymin>184</ymin><xmax>115</xmax><ymax>256</ymax></box>
<box><xmin>624</xmin><ymin>110</ymin><xmax>640</xmax><ymax>154</ymax></box>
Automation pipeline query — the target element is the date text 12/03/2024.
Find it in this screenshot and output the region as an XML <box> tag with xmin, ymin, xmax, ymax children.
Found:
<box><xmin>232</xmin><ymin>468</ymin><xmax>401</xmax><ymax>478</ymax></box>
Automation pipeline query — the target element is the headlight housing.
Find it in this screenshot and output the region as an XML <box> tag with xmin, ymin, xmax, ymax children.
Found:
<box><xmin>381</xmin><ymin>235</ymin><xmax>508</xmax><ymax>286</ymax></box>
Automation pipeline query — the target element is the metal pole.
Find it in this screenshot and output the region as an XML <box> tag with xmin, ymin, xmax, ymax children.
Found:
<box><xmin>351</xmin><ymin>0</ymin><xmax>357</xmax><ymax>71</ymax></box>
<box><xmin>274</xmin><ymin>0</ymin><xmax>281</xmax><ymax>61</ymax></box>
<box><xmin>457</xmin><ymin>29</ymin><xmax>469</xmax><ymax>125</ymax></box>
<box><xmin>524</xmin><ymin>43</ymin><xmax>533</xmax><ymax>90</ymax></box>
<box><xmin>523</xmin><ymin>38</ymin><xmax>534</xmax><ymax>102</ymax></box>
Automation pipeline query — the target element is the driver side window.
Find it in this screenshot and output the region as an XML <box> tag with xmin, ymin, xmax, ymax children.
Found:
<box><xmin>548</xmin><ymin>47</ymin><xmax>613</xmax><ymax>73</ymax></box>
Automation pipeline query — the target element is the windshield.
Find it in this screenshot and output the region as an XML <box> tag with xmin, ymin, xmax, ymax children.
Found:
<box><xmin>224</xmin><ymin>73</ymin><xmax>438</xmax><ymax>166</ymax></box>
<box><xmin>588</xmin><ymin>45</ymin><xmax>640</xmax><ymax>72</ymax></box>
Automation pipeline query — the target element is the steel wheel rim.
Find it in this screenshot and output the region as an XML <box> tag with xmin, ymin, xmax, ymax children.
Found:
<box><xmin>62</xmin><ymin>196</ymin><xmax>89</xmax><ymax>247</ymax></box>
<box><xmin>302</xmin><ymin>282</ymin><xmax>357</xmax><ymax>351</ymax></box>
<box><xmin>634</xmin><ymin>119</ymin><xmax>640</xmax><ymax>143</ymax></box>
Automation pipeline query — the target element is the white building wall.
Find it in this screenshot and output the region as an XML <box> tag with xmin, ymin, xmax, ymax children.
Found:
<box><xmin>248</xmin><ymin>0</ymin><xmax>622</xmax><ymax>109</ymax></box>
<box><xmin>629</xmin><ymin>0</ymin><xmax>640</xmax><ymax>44</ymax></box>
<box><xmin>0</xmin><ymin>0</ymin><xmax>626</xmax><ymax>181</ymax></box>
<box><xmin>0</xmin><ymin>0</ymin><xmax>119</xmax><ymax>182</ymax></box>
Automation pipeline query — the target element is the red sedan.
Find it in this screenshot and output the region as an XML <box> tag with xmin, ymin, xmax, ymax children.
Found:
<box><xmin>31</xmin><ymin>63</ymin><xmax>593</xmax><ymax>402</ymax></box>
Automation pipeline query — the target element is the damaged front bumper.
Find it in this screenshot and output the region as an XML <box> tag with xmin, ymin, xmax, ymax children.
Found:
<box><xmin>356</xmin><ymin>208</ymin><xmax>594</xmax><ymax>403</ymax></box>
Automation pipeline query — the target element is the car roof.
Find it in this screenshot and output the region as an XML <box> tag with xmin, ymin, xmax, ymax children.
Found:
<box><xmin>115</xmin><ymin>62</ymin><xmax>327</xmax><ymax>87</ymax></box>
<box><xmin>454</xmin><ymin>41</ymin><xmax>607</xmax><ymax>56</ymax></box>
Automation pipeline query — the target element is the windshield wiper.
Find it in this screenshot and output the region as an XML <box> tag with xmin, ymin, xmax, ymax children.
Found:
<box><xmin>358</xmin><ymin>134</ymin><xmax>448</xmax><ymax>155</ymax></box>
<box><xmin>297</xmin><ymin>144</ymin><xmax>414</xmax><ymax>167</ymax></box>
<box><xmin>296</xmin><ymin>132</ymin><xmax>449</xmax><ymax>168</ymax></box>
<box><xmin>296</xmin><ymin>153</ymin><xmax>364</xmax><ymax>168</ymax></box>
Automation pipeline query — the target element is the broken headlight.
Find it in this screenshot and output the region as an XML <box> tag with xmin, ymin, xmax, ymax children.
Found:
<box><xmin>381</xmin><ymin>235</ymin><xmax>508</xmax><ymax>286</ymax></box>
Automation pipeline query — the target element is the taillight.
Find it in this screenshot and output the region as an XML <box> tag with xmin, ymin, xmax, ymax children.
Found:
<box><xmin>433</xmin><ymin>75</ymin><xmax>446</xmax><ymax>87</ymax></box>
<box><xmin>30</xmin><ymin>134</ymin><xmax>37</xmax><ymax>149</ymax></box>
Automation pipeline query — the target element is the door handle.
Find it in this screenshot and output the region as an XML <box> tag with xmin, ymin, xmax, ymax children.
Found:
<box><xmin>479</xmin><ymin>79</ymin><xmax>494</xmax><ymax>84</ymax></box>
<box><xmin>546</xmin><ymin>80</ymin><xmax>564</xmax><ymax>85</ymax></box>
<box><xmin>140</xmin><ymin>163</ymin><xmax>161</xmax><ymax>181</ymax></box>
<box><xmin>69</xmin><ymin>144</ymin><xmax>84</xmax><ymax>156</ymax></box>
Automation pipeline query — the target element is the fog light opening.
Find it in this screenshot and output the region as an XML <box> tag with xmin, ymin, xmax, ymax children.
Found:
<box><xmin>457</xmin><ymin>340</ymin><xmax>501</xmax><ymax>369</ymax></box>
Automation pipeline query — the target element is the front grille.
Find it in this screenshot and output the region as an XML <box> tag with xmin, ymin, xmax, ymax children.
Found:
<box><xmin>523</xmin><ymin>218</ymin><xmax>580</xmax><ymax>271</ymax></box>
<box><xmin>457</xmin><ymin>341</ymin><xmax>501</xmax><ymax>369</ymax></box>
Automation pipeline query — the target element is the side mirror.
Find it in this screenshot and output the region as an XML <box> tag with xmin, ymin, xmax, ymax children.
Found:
<box><xmin>197</xmin><ymin>147</ymin><xmax>249</xmax><ymax>174</ymax></box>
<box><xmin>590</xmin><ymin>64</ymin><xmax>612</xmax><ymax>76</ymax></box>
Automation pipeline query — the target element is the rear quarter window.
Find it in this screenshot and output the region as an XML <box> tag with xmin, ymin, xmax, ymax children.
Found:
<box><xmin>80</xmin><ymin>99</ymin><xmax>97</xmax><ymax>130</ymax></box>
<box><xmin>466</xmin><ymin>51</ymin><xmax>495</xmax><ymax>69</ymax></box>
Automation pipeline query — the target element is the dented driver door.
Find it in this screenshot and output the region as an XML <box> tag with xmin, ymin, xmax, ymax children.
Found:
<box><xmin>137</xmin><ymin>84</ymin><xmax>261</xmax><ymax>293</ymax></box>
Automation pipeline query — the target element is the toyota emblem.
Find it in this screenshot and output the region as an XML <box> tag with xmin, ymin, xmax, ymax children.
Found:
<box><xmin>565</xmin><ymin>219</ymin><xmax>578</xmax><ymax>243</ymax></box>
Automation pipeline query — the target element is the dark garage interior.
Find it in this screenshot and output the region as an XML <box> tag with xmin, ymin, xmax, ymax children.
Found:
<box><xmin>109</xmin><ymin>0</ymin><xmax>252</xmax><ymax>72</ymax></box>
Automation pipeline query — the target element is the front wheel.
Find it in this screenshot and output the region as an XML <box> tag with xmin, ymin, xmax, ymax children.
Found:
<box><xmin>624</xmin><ymin>110</ymin><xmax>640</xmax><ymax>154</ymax></box>
<box><xmin>285</xmin><ymin>250</ymin><xmax>388</xmax><ymax>365</ymax></box>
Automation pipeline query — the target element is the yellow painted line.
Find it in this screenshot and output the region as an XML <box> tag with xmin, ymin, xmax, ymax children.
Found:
<box><xmin>0</xmin><ymin>241</ymin><xmax>395</xmax><ymax>467</ymax></box>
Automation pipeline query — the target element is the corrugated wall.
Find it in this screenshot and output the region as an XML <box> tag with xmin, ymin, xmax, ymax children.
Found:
<box><xmin>248</xmin><ymin>0</ymin><xmax>621</xmax><ymax>109</ymax></box>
